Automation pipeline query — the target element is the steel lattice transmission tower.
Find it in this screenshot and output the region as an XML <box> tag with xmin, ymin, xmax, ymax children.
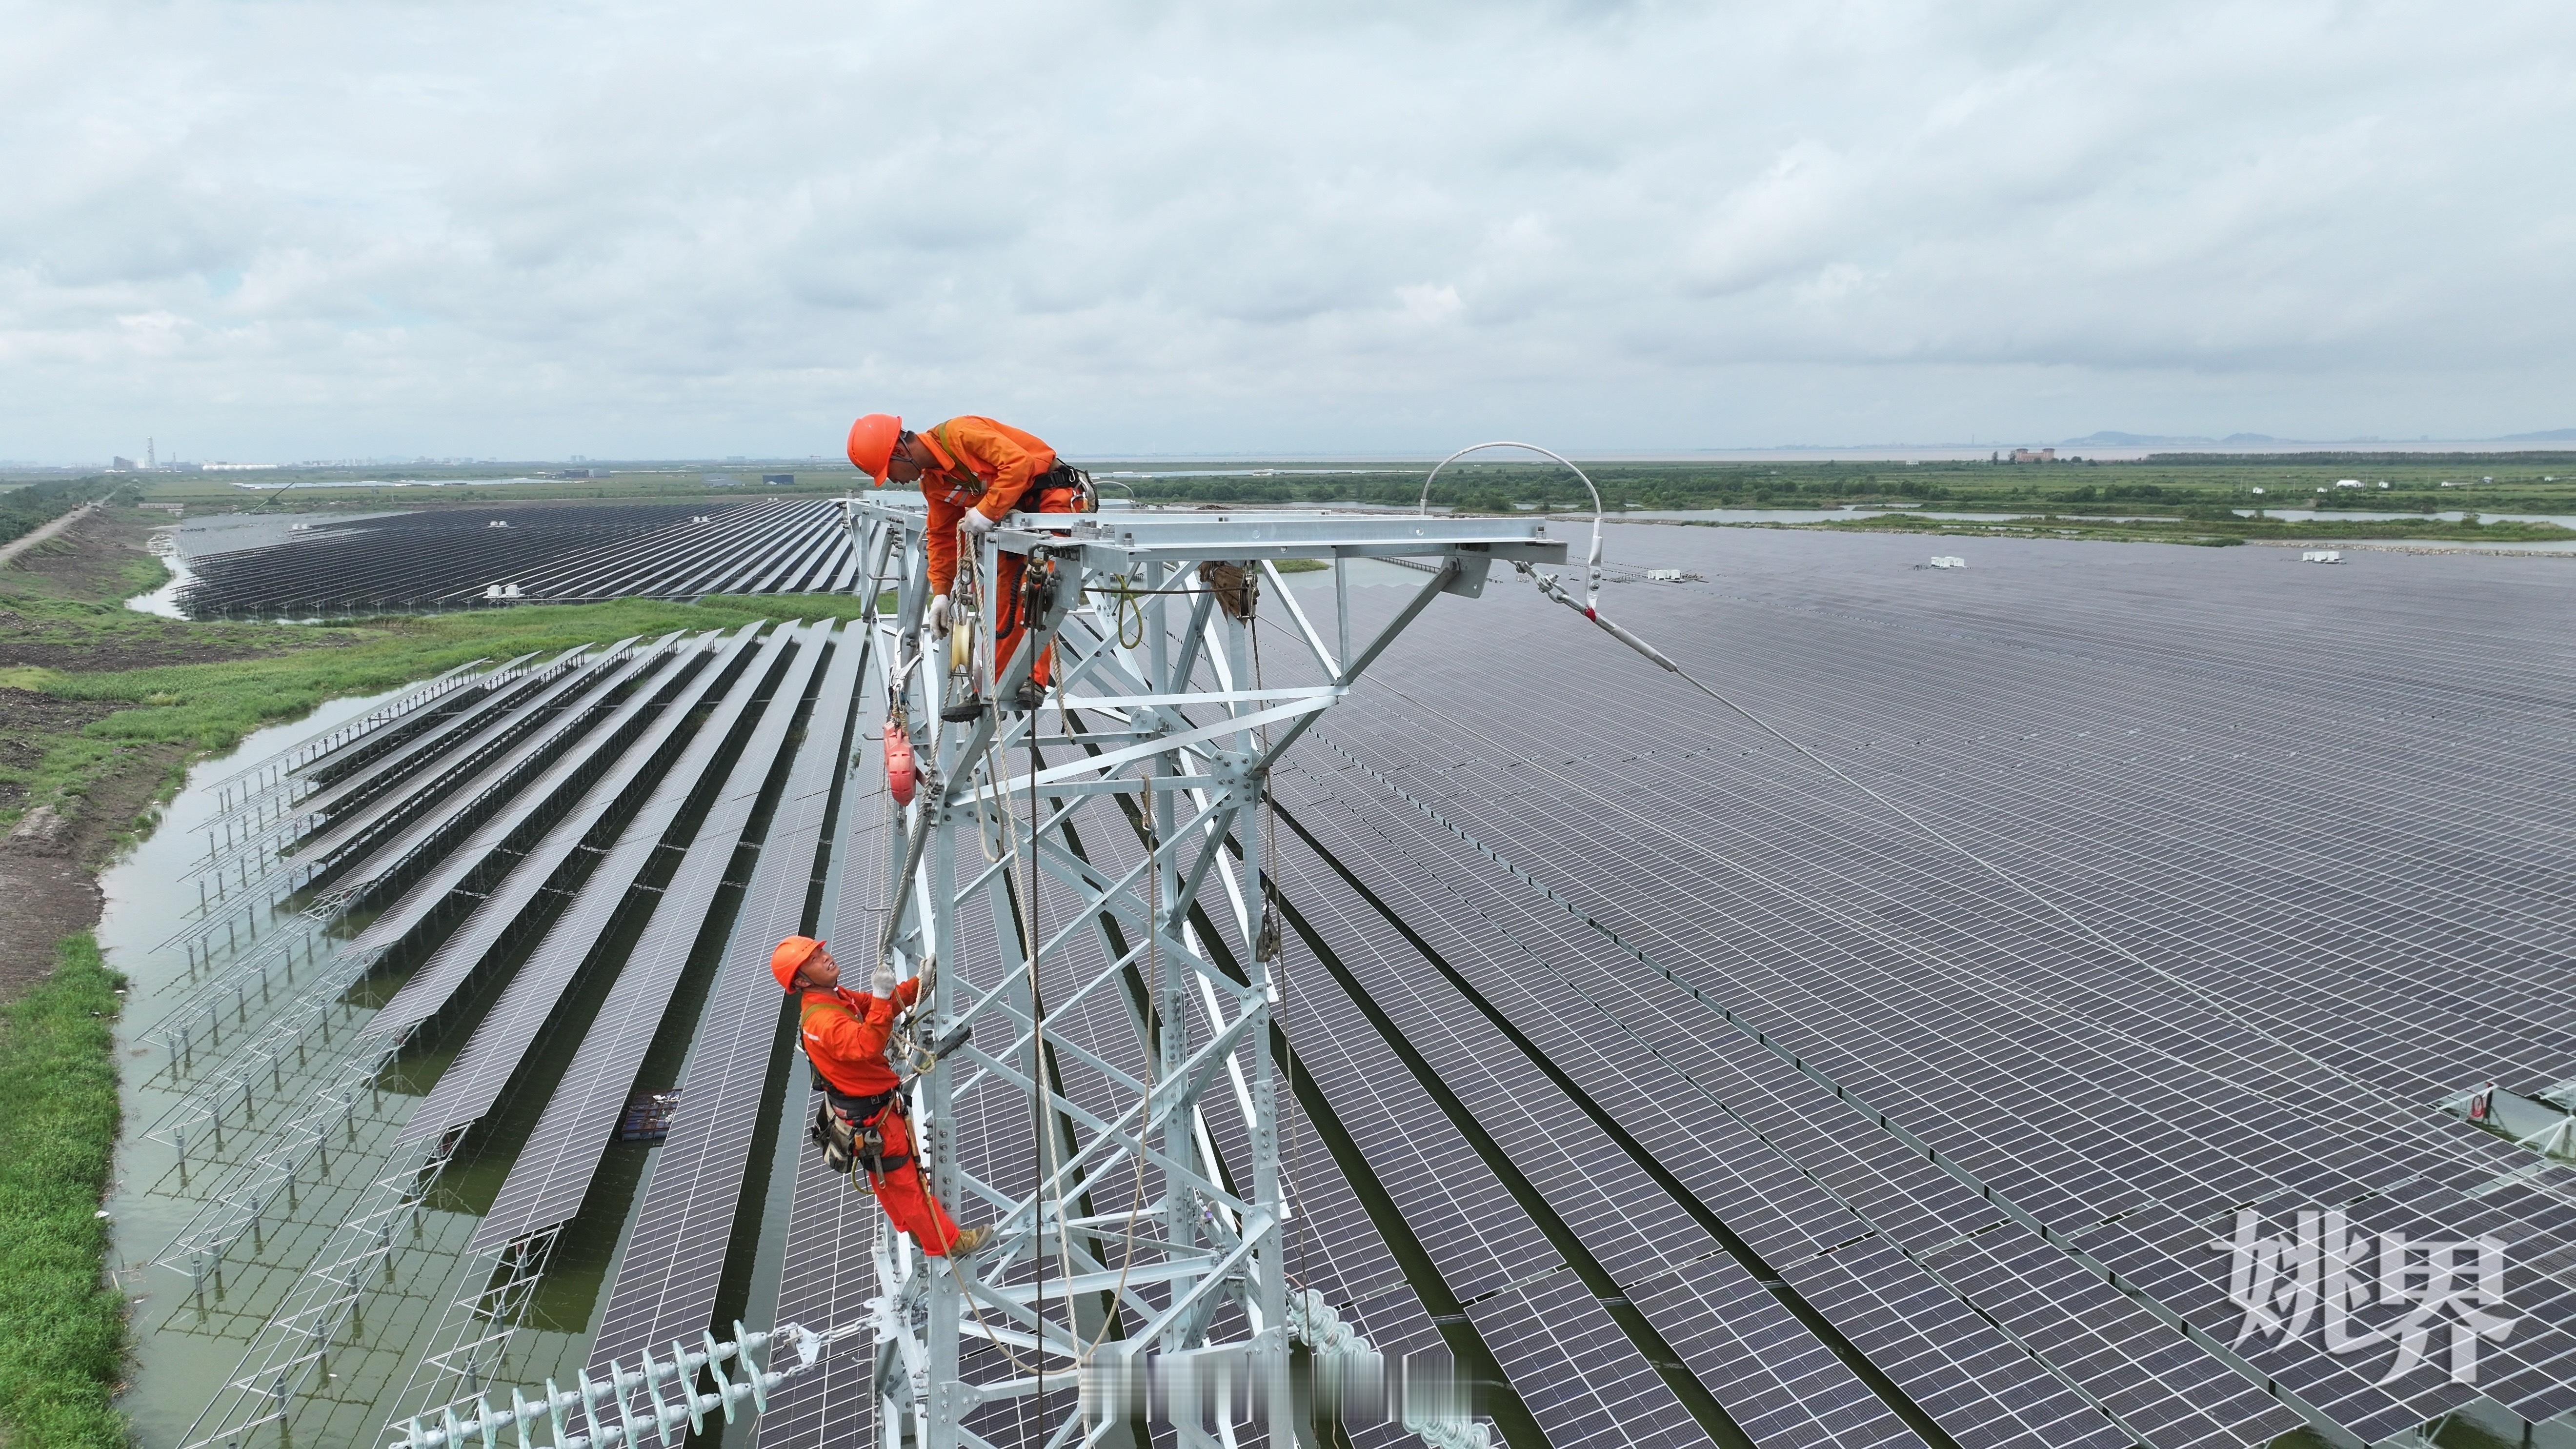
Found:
<box><xmin>840</xmin><ymin>493</ymin><xmax>1563</xmax><ymax>1447</ymax></box>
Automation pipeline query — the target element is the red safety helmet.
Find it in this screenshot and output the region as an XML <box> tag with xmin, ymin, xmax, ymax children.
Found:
<box><xmin>771</xmin><ymin>935</ymin><xmax>826</xmax><ymax>991</ymax></box>
<box><xmin>846</xmin><ymin>414</ymin><xmax>902</xmax><ymax>484</ymax></box>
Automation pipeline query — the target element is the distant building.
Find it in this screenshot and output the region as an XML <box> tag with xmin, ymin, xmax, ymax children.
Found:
<box><xmin>112</xmin><ymin>456</ymin><xmax>136</xmax><ymax>471</ymax></box>
<box><xmin>704</xmin><ymin>473</ymin><xmax>740</xmax><ymax>487</ymax></box>
<box><xmin>554</xmin><ymin>468</ymin><xmax>595</xmax><ymax>479</ymax></box>
<box><xmin>2009</xmin><ymin>448</ymin><xmax>2057</xmax><ymax>463</ymax></box>
<box><xmin>762</xmin><ymin>472</ymin><xmax>794</xmax><ymax>485</ymax></box>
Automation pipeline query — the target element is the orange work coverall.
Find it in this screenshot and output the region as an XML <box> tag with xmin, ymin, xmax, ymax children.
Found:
<box><xmin>916</xmin><ymin>416</ymin><xmax>1074</xmax><ymax>690</ymax></box>
<box><xmin>799</xmin><ymin>978</ymin><xmax>966</xmax><ymax>1255</ymax></box>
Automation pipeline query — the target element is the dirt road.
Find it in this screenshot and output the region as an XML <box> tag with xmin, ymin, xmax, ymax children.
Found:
<box><xmin>0</xmin><ymin>501</ymin><xmax>101</xmax><ymax>568</ymax></box>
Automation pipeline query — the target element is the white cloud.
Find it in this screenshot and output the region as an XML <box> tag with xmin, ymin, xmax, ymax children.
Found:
<box><xmin>2</xmin><ymin>0</ymin><xmax>2573</xmax><ymax>460</ymax></box>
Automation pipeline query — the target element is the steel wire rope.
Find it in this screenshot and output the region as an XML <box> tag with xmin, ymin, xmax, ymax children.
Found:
<box><xmin>1017</xmin><ymin>570</ymin><xmax>1152</xmax><ymax>1369</ymax></box>
<box><xmin>1248</xmin><ymin>606</ymin><xmax>1319</xmax><ymax>1308</ymax></box>
<box><xmin>957</xmin><ymin>524</ymin><xmax>1085</xmax><ymax>1393</ymax></box>
<box><xmin>1066</xmin><ymin>716</ymin><xmax>1156</xmax><ymax>1365</ymax></box>
<box><xmin>845</xmin><ymin>555</ymin><xmax>1042</xmax><ymax>1388</ymax></box>
<box><xmin>896</xmin><ymin>568</ymin><xmax>1046</xmax><ymax>1383</ymax></box>
<box><xmin>1020</xmin><ymin>700</ymin><xmax>1072</xmax><ymax>1409</ymax></box>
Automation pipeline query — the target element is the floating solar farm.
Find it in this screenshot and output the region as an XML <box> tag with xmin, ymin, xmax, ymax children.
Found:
<box><xmin>118</xmin><ymin>517</ymin><xmax>2576</xmax><ymax>1449</ymax></box>
<box><xmin>168</xmin><ymin>498</ymin><xmax>861</xmax><ymax>616</ymax></box>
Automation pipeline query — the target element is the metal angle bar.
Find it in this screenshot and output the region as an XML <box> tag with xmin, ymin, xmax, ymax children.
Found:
<box><xmin>953</xmin><ymin>1036</ymin><xmax>1262</xmax><ymax>1217</ymax></box>
<box><xmin>1003</xmin><ymin>700</ymin><xmax>1329</xmax><ymax>792</ymax></box>
<box><xmin>1259</xmin><ymin>558</ymin><xmax>1341</xmax><ymax>679</ymax></box>
<box><xmin>953</xmin><ymin>786</ymin><xmax>1223</xmax><ymax>929</ymax></box>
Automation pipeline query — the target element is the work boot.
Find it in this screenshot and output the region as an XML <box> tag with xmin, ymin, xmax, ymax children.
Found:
<box><xmin>946</xmin><ymin>1224</ymin><xmax>996</xmax><ymax>1259</ymax></box>
<box><xmin>1011</xmin><ymin>681</ymin><xmax>1042</xmax><ymax>715</ymax></box>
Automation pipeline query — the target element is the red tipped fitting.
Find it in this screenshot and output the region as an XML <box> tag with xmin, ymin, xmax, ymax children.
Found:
<box><xmin>885</xmin><ymin>724</ymin><xmax>917</xmax><ymax>806</ymax></box>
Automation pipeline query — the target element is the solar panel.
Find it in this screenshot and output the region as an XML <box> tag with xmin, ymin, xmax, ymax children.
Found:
<box><xmin>320</xmin><ymin>642</ymin><xmax>667</xmax><ymax>906</ymax></box>
<box><xmin>288</xmin><ymin>651</ymin><xmax>555</xmax><ymax>819</ymax></box>
<box><xmin>587</xmin><ymin>621</ymin><xmax>867</xmax><ymax>1370</ymax></box>
<box><xmin>294</xmin><ymin>648</ymin><xmax>611</xmax><ymax>866</ymax></box>
<box><xmin>473</xmin><ymin>620</ymin><xmax>836</xmax><ymax>1247</ymax></box>
<box><xmin>173</xmin><ymin>501</ymin><xmax>862</xmax><ymax>617</ymax></box>
<box><xmin>151</xmin><ymin>525</ymin><xmax>2576</xmax><ymax>1449</ymax></box>
<box><xmin>346</xmin><ymin>634</ymin><xmax>698</xmax><ymax>961</ymax></box>
<box><xmin>358</xmin><ymin>641</ymin><xmax>706</xmax><ymax>1040</ymax></box>
<box><xmin>394</xmin><ymin>624</ymin><xmax>776</xmax><ymax>1144</ymax></box>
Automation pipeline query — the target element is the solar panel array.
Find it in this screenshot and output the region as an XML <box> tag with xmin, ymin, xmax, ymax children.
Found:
<box><xmin>751</xmin><ymin>530</ymin><xmax>2572</xmax><ymax>1449</ymax></box>
<box><xmin>473</xmin><ymin>621</ymin><xmax>839</xmax><ymax>1248</ymax></box>
<box><xmin>173</xmin><ymin>497</ymin><xmax>862</xmax><ymax>617</ymax></box>
<box><xmin>1246</xmin><ymin>528</ymin><xmax>2576</xmax><ymax>1446</ymax></box>
<box><xmin>154</xmin><ymin>524</ymin><xmax>2576</xmax><ymax>1449</ymax></box>
<box><xmin>587</xmin><ymin>623</ymin><xmax>868</xmax><ymax>1370</ymax></box>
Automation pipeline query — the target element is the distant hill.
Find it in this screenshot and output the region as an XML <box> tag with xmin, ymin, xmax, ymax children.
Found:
<box><xmin>2495</xmin><ymin>427</ymin><xmax>2576</xmax><ymax>442</ymax></box>
<box><xmin>2061</xmin><ymin>431</ymin><xmax>2190</xmax><ymax>446</ymax></box>
<box><xmin>2057</xmin><ymin>431</ymin><xmax>2279</xmax><ymax>446</ymax></box>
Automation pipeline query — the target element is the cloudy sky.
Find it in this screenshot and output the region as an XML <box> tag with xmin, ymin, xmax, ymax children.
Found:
<box><xmin>7</xmin><ymin>1</ymin><xmax>2574</xmax><ymax>462</ymax></box>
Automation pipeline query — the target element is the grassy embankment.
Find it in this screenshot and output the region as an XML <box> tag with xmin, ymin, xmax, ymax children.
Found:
<box><xmin>0</xmin><ymin>576</ymin><xmax>875</xmax><ymax>840</ymax></box>
<box><xmin>0</xmin><ymin>513</ymin><xmax>875</xmax><ymax>1443</ymax></box>
<box><xmin>0</xmin><ymin>934</ymin><xmax>127</xmax><ymax>1448</ymax></box>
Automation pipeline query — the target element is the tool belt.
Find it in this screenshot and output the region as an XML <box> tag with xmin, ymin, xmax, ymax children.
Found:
<box><xmin>806</xmin><ymin>1070</ymin><xmax>910</xmax><ymax>1176</ymax></box>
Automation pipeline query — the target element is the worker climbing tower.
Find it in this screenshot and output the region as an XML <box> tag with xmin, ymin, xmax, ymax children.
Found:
<box><xmin>836</xmin><ymin>491</ymin><xmax>1566</xmax><ymax>1447</ymax></box>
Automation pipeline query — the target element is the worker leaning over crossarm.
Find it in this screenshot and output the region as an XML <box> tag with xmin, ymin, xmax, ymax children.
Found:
<box><xmin>845</xmin><ymin>412</ymin><xmax>1081</xmax><ymax>711</ymax></box>
<box><xmin>772</xmin><ymin>934</ymin><xmax>990</xmax><ymax>1259</ymax></box>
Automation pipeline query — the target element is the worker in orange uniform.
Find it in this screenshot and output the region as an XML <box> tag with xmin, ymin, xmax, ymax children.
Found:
<box><xmin>772</xmin><ymin>934</ymin><xmax>991</xmax><ymax>1260</ymax></box>
<box><xmin>845</xmin><ymin>413</ymin><xmax>1082</xmax><ymax>711</ymax></box>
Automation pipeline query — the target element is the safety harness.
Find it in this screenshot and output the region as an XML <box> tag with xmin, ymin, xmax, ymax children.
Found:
<box><xmin>799</xmin><ymin>995</ymin><xmax>911</xmax><ymax>1177</ymax></box>
<box><xmin>919</xmin><ymin>422</ymin><xmax>1098</xmax><ymax>516</ymax></box>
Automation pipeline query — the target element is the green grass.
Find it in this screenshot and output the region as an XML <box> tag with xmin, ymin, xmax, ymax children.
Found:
<box><xmin>0</xmin><ymin>934</ymin><xmax>128</xmax><ymax>1448</ymax></box>
<box><xmin>0</xmin><ymin>590</ymin><xmax>877</xmax><ymax>834</ymax></box>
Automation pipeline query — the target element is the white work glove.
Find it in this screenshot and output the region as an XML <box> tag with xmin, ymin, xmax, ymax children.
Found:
<box><xmin>926</xmin><ymin>593</ymin><xmax>953</xmax><ymax>633</ymax></box>
<box><xmin>956</xmin><ymin>507</ymin><xmax>995</xmax><ymax>540</ymax></box>
<box><xmin>870</xmin><ymin>960</ymin><xmax>897</xmax><ymax>997</ymax></box>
